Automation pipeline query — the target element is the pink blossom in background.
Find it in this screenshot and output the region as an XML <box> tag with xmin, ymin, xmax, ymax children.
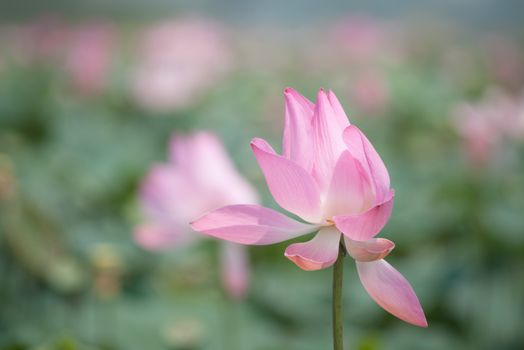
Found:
<box><xmin>482</xmin><ymin>35</ymin><xmax>524</xmax><ymax>90</ymax></box>
<box><xmin>513</xmin><ymin>99</ymin><xmax>524</xmax><ymax>140</ymax></box>
<box><xmin>452</xmin><ymin>88</ymin><xmax>523</xmax><ymax>167</ymax></box>
<box><xmin>329</xmin><ymin>15</ymin><xmax>396</xmax><ymax>64</ymax></box>
<box><xmin>350</xmin><ymin>68</ymin><xmax>390</xmax><ymax>115</ymax></box>
<box><xmin>1</xmin><ymin>16</ymin><xmax>68</xmax><ymax>65</ymax></box>
<box><xmin>135</xmin><ymin>132</ymin><xmax>258</xmax><ymax>299</ymax></box>
<box><xmin>220</xmin><ymin>242</ymin><xmax>250</xmax><ymax>300</ymax></box>
<box><xmin>192</xmin><ymin>88</ymin><xmax>427</xmax><ymax>327</ymax></box>
<box><xmin>65</xmin><ymin>21</ymin><xmax>115</xmax><ymax>96</ymax></box>
<box><xmin>132</xmin><ymin>18</ymin><xmax>232</xmax><ymax>112</ymax></box>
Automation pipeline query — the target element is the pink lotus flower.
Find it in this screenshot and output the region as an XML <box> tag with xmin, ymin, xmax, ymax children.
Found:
<box><xmin>135</xmin><ymin>132</ymin><xmax>258</xmax><ymax>299</ymax></box>
<box><xmin>191</xmin><ymin>88</ymin><xmax>427</xmax><ymax>327</ymax></box>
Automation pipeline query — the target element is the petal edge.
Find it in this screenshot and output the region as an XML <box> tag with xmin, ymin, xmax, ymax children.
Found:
<box><xmin>333</xmin><ymin>190</ymin><xmax>394</xmax><ymax>240</ymax></box>
<box><xmin>191</xmin><ymin>204</ymin><xmax>319</xmax><ymax>245</ymax></box>
<box><xmin>357</xmin><ymin>259</ymin><xmax>428</xmax><ymax>327</ymax></box>
<box><xmin>284</xmin><ymin>226</ymin><xmax>341</xmax><ymax>271</ymax></box>
<box><xmin>251</xmin><ymin>138</ymin><xmax>322</xmax><ymax>223</ymax></box>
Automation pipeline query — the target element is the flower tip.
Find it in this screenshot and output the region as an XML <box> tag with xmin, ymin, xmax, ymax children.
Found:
<box><xmin>316</xmin><ymin>88</ymin><xmax>329</xmax><ymax>102</ymax></box>
<box><xmin>283</xmin><ymin>87</ymin><xmax>295</xmax><ymax>95</ymax></box>
<box><xmin>250</xmin><ymin>137</ymin><xmax>274</xmax><ymax>154</ymax></box>
<box><xmin>405</xmin><ymin>304</ymin><xmax>428</xmax><ymax>328</ymax></box>
<box><xmin>327</xmin><ymin>89</ymin><xmax>337</xmax><ymax>99</ymax></box>
<box><xmin>249</xmin><ymin>137</ymin><xmax>262</xmax><ymax>148</ymax></box>
<box><xmin>188</xmin><ymin>218</ymin><xmax>201</xmax><ymax>231</ymax></box>
<box><xmin>414</xmin><ymin>315</ymin><xmax>429</xmax><ymax>328</ymax></box>
<box><xmin>283</xmin><ymin>87</ymin><xmax>305</xmax><ymax>103</ymax></box>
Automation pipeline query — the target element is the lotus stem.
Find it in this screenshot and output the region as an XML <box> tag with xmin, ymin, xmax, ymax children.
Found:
<box><xmin>332</xmin><ymin>242</ymin><xmax>345</xmax><ymax>350</ymax></box>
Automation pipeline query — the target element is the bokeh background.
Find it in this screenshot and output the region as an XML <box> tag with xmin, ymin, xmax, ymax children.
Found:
<box><xmin>1</xmin><ymin>1</ymin><xmax>524</xmax><ymax>349</ymax></box>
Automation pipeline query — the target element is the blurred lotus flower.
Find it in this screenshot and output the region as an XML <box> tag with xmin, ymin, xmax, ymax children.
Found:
<box><xmin>2</xmin><ymin>16</ymin><xmax>68</xmax><ymax>65</ymax></box>
<box><xmin>65</xmin><ymin>21</ymin><xmax>115</xmax><ymax>96</ymax></box>
<box><xmin>350</xmin><ymin>68</ymin><xmax>390</xmax><ymax>115</ymax></box>
<box><xmin>452</xmin><ymin>88</ymin><xmax>523</xmax><ymax>167</ymax></box>
<box><xmin>132</xmin><ymin>18</ymin><xmax>232</xmax><ymax>112</ymax></box>
<box><xmin>482</xmin><ymin>35</ymin><xmax>524</xmax><ymax>90</ymax></box>
<box><xmin>135</xmin><ymin>132</ymin><xmax>258</xmax><ymax>299</ymax></box>
<box><xmin>192</xmin><ymin>88</ymin><xmax>427</xmax><ymax>327</ymax></box>
<box><xmin>329</xmin><ymin>15</ymin><xmax>396</xmax><ymax>64</ymax></box>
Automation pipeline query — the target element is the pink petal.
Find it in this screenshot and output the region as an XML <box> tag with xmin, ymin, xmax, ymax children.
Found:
<box><xmin>333</xmin><ymin>191</ymin><xmax>394</xmax><ymax>240</ymax></box>
<box><xmin>168</xmin><ymin>133</ymin><xmax>194</xmax><ymax>172</ymax></box>
<box><xmin>345</xmin><ymin>237</ymin><xmax>395</xmax><ymax>262</ymax></box>
<box><xmin>251</xmin><ymin>138</ymin><xmax>322</xmax><ymax>223</ymax></box>
<box><xmin>357</xmin><ymin>259</ymin><xmax>427</xmax><ymax>327</ymax></box>
<box><xmin>134</xmin><ymin>223</ymin><xmax>194</xmax><ymax>251</ymax></box>
<box><xmin>169</xmin><ymin>132</ymin><xmax>259</xmax><ymax>205</ymax></box>
<box><xmin>343</xmin><ymin>125</ymin><xmax>390</xmax><ymax>203</ymax></box>
<box><xmin>327</xmin><ymin>89</ymin><xmax>350</xmax><ymax>123</ymax></box>
<box><xmin>284</xmin><ymin>226</ymin><xmax>341</xmax><ymax>271</ymax></box>
<box><xmin>323</xmin><ymin>151</ymin><xmax>374</xmax><ymax>218</ymax></box>
<box><xmin>282</xmin><ymin>88</ymin><xmax>315</xmax><ymax>173</ymax></box>
<box><xmin>220</xmin><ymin>242</ymin><xmax>250</xmax><ymax>300</ymax></box>
<box><xmin>190</xmin><ymin>204</ymin><xmax>319</xmax><ymax>245</ymax></box>
<box><xmin>139</xmin><ymin>164</ymin><xmax>202</xmax><ymax>223</ymax></box>
<box><xmin>311</xmin><ymin>89</ymin><xmax>350</xmax><ymax>192</ymax></box>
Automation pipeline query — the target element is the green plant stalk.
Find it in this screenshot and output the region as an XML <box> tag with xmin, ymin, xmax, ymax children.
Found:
<box><xmin>332</xmin><ymin>243</ymin><xmax>345</xmax><ymax>350</ymax></box>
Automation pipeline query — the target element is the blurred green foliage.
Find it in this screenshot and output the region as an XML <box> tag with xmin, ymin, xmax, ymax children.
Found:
<box><xmin>1</xmin><ymin>15</ymin><xmax>524</xmax><ymax>350</ymax></box>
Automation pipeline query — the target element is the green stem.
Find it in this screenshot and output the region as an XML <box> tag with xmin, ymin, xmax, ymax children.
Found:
<box><xmin>332</xmin><ymin>243</ymin><xmax>345</xmax><ymax>350</ymax></box>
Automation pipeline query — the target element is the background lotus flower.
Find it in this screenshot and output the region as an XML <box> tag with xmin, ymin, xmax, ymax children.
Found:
<box><xmin>135</xmin><ymin>131</ymin><xmax>258</xmax><ymax>299</ymax></box>
<box><xmin>64</xmin><ymin>21</ymin><xmax>115</xmax><ymax>96</ymax></box>
<box><xmin>452</xmin><ymin>88</ymin><xmax>523</xmax><ymax>167</ymax></box>
<box><xmin>131</xmin><ymin>18</ymin><xmax>232</xmax><ymax>112</ymax></box>
<box><xmin>482</xmin><ymin>35</ymin><xmax>524</xmax><ymax>91</ymax></box>
<box><xmin>350</xmin><ymin>68</ymin><xmax>390</xmax><ymax>115</ymax></box>
<box><xmin>330</xmin><ymin>15</ymin><xmax>389</xmax><ymax>63</ymax></box>
<box><xmin>192</xmin><ymin>88</ymin><xmax>427</xmax><ymax>327</ymax></box>
<box><xmin>1</xmin><ymin>16</ymin><xmax>68</xmax><ymax>65</ymax></box>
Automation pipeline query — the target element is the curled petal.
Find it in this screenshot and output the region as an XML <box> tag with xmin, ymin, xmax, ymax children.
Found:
<box><xmin>284</xmin><ymin>226</ymin><xmax>341</xmax><ymax>271</ymax></box>
<box><xmin>333</xmin><ymin>191</ymin><xmax>394</xmax><ymax>241</ymax></box>
<box><xmin>343</xmin><ymin>125</ymin><xmax>390</xmax><ymax>203</ymax></box>
<box><xmin>311</xmin><ymin>89</ymin><xmax>350</xmax><ymax>192</ymax></box>
<box><xmin>357</xmin><ymin>259</ymin><xmax>428</xmax><ymax>327</ymax></box>
<box><xmin>220</xmin><ymin>242</ymin><xmax>250</xmax><ymax>300</ymax></box>
<box><xmin>251</xmin><ymin>138</ymin><xmax>322</xmax><ymax>223</ymax></box>
<box><xmin>324</xmin><ymin>151</ymin><xmax>374</xmax><ymax>218</ymax></box>
<box><xmin>345</xmin><ymin>237</ymin><xmax>394</xmax><ymax>262</ymax></box>
<box><xmin>190</xmin><ymin>204</ymin><xmax>319</xmax><ymax>245</ymax></box>
<box><xmin>283</xmin><ymin>87</ymin><xmax>314</xmax><ymax>172</ymax></box>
